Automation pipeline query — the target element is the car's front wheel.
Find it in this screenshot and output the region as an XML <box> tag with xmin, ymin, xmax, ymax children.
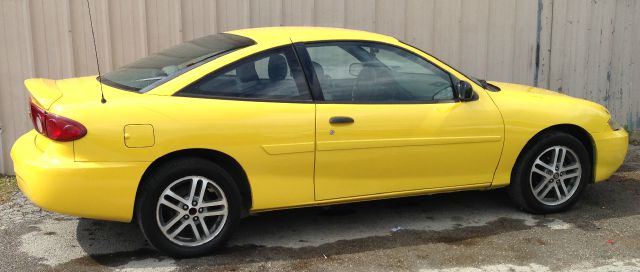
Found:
<box><xmin>136</xmin><ymin>158</ymin><xmax>241</xmax><ymax>257</ymax></box>
<box><xmin>508</xmin><ymin>131</ymin><xmax>591</xmax><ymax>213</ymax></box>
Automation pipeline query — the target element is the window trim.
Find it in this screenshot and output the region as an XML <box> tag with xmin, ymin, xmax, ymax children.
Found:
<box><xmin>297</xmin><ymin>40</ymin><xmax>470</xmax><ymax>105</ymax></box>
<box><xmin>175</xmin><ymin>44</ymin><xmax>314</xmax><ymax>103</ymax></box>
<box><xmin>101</xmin><ymin>33</ymin><xmax>256</xmax><ymax>93</ymax></box>
<box><xmin>399</xmin><ymin>40</ymin><xmax>487</xmax><ymax>90</ymax></box>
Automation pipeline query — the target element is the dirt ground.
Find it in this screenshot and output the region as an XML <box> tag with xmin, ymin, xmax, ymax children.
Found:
<box><xmin>0</xmin><ymin>145</ymin><xmax>638</xmax><ymax>272</ymax></box>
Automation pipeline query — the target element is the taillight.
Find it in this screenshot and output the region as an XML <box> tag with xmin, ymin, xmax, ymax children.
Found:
<box><xmin>30</xmin><ymin>101</ymin><xmax>47</xmax><ymax>134</ymax></box>
<box><xmin>29</xmin><ymin>100</ymin><xmax>87</xmax><ymax>142</ymax></box>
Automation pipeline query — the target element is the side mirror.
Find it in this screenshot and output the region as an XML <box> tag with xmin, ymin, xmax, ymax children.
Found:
<box><xmin>349</xmin><ymin>63</ymin><xmax>364</xmax><ymax>77</ymax></box>
<box><xmin>456</xmin><ymin>81</ymin><xmax>474</xmax><ymax>101</ymax></box>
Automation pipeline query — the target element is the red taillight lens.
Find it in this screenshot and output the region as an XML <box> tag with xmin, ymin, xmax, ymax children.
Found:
<box><xmin>29</xmin><ymin>100</ymin><xmax>87</xmax><ymax>142</ymax></box>
<box><xmin>29</xmin><ymin>101</ymin><xmax>47</xmax><ymax>134</ymax></box>
<box><xmin>44</xmin><ymin>113</ymin><xmax>87</xmax><ymax>141</ymax></box>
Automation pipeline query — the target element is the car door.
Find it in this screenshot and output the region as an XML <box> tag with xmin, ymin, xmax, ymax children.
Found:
<box><xmin>300</xmin><ymin>41</ymin><xmax>505</xmax><ymax>200</ymax></box>
<box><xmin>176</xmin><ymin>45</ymin><xmax>317</xmax><ymax>209</ymax></box>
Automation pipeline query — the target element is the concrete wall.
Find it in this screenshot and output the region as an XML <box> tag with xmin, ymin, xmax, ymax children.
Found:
<box><xmin>1</xmin><ymin>0</ymin><xmax>639</xmax><ymax>174</ymax></box>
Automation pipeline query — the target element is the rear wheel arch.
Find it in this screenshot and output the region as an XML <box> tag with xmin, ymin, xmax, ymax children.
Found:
<box><xmin>137</xmin><ymin>149</ymin><xmax>252</xmax><ymax>215</ymax></box>
<box><xmin>515</xmin><ymin>124</ymin><xmax>595</xmax><ymax>183</ymax></box>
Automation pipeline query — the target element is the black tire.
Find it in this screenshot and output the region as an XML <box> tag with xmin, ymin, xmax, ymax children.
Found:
<box><xmin>136</xmin><ymin>158</ymin><xmax>242</xmax><ymax>257</ymax></box>
<box><xmin>508</xmin><ymin>131</ymin><xmax>591</xmax><ymax>214</ymax></box>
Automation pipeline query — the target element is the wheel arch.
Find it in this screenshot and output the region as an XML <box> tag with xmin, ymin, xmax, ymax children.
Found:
<box><xmin>136</xmin><ymin>148</ymin><xmax>253</xmax><ymax>214</ymax></box>
<box><xmin>515</xmin><ymin>124</ymin><xmax>596</xmax><ymax>182</ymax></box>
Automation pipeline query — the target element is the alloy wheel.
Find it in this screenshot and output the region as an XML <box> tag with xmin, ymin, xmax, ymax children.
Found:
<box><xmin>529</xmin><ymin>146</ymin><xmax>582</xmax><ymax>206</ymax></box>
<box><xmin>156</xmin><ymin>176</ymin><xmax>228</xmax><ymax>247</ymax></box>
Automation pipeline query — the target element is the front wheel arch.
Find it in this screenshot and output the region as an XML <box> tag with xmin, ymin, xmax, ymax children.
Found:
<box><xmin>136</xmin><ymin>149</ymin><xmax>252</xmax><ymax>219</ymax></box>
<box><xmin>514</xmin><ymin>124</ymin><xmax>595</xmax><ymax>184</ymax></box>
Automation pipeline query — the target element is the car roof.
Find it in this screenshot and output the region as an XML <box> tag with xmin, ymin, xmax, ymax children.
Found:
<box><xmin>226</xmin><ymin>26</ymin><xmax>397</xmax><ymax>44</ymax></box>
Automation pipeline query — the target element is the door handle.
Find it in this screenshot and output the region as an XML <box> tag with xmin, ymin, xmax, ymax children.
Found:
<box><xmin>329</xmin><ymin>116</ymin><xmax>354</xmax><ymax>124</ymax></box>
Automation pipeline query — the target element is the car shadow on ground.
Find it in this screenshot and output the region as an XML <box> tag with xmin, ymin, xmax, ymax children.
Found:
<box><xmin>71</xmin><ymin>166</ymin><xmax>640</xmax><ymax>269</ymax></box>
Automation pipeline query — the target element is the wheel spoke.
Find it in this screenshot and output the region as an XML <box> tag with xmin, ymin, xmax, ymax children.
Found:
<box><xmin>169</xmin><ymin>220</ymin><xmax>189</xmax><ymax>238</ymax></box>
<box><xmin>161</xmin><ymin>214</ymin><xmax>183</xmax><ymax>231</ymax></box>
<box><xmin>188</xmin><ymin>178</ymin><xmax>198</xmax><ymax>203</ymax></box>
<box><xmin>190</xmin><ymin>221</ymin><xmax>201</xmax><ymax>241</ymax></box>
<box><xmin>533</xmin><ymin>178</ymin><xmax>552</xmax><ymax>194</ymax></box>
<box><xmin>552</xmin><ymin>147</ymin><xmax>561</xmax><ymax>167</ymax></box>
<box><xmin>558</xmin><ymin>147</ymin><xmax>567</xmax><ymax>169</ymax></box>
<box><xmin>553</xmin><ymin>183</ymin><xmax>563</xmax><ymax>199</ymax></box>
<box><xmin>198</xmin><ymin>180</ymin><xmax>208</xmax><ymax>203</ymax></box>
<box><xmin>199</xmin><ymin>218</ymin><xmax>211</xmax><ymax>237</ymax></box>
<box><xmin>537</xmin><ymin>182</ymin><xmax>555</xmax><ymax>199</ymax></box>
<box><xmin>562</xmin><ymin>172</ymin><xmax>580</xmax><ymax>180</ymax></box>
<box><xmin>535</xmin><ymin>159</ymin><xmax>555</xmax><ymax>172</ymax></box>
<box><xmin>165</xmin><ymin>190</ymin><xmax>189</xmax><ymax>206</ymax></box>
<box><xmin>559</xmin><ymin>180</ymin><xmax>569</xmax><ymax>197</ymax></box>
<box><xmin>160</xmin><ymin>199</ymin><xmax>184</xmax><ymax>213</ymax></box>
<box><xmin>201</xmin><ymin>210</ymin><xmax>225</xmax><ymax>218</ymax></box>
<box><xmin>201</xmin><ymin>199</ymin><xmax>226</xmax><ymax>208</ymax></box>
<box><xmin>532</xmin><ymin>167</ymin><xmax>551</xmax><ymax>178</ymax></box>
<box><xmin>562</xmin><ymin>163</ymin><xmax>580</xmax><ymax>172</ymax></box>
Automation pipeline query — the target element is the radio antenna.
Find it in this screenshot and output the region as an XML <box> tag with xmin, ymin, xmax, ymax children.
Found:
<box><xmin>86</xmin><ymin>0</ymin><xmax>106</xmax><ymax>104</ymax></box>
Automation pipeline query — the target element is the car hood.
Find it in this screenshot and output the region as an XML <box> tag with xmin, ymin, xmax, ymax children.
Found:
<box><xmin>486</xmin><ymin>81</ymin><xmax>608</xmax><ymax>111</ymax></box>
<box><xmin>484</xmin><ymin>81</ymin><xmax>612</xmax><ymax>132</ymax></box>
<box><xmin>488</xmin><ymin>81</ymin><xmax>567</xmax><ymax>97</ymax></box>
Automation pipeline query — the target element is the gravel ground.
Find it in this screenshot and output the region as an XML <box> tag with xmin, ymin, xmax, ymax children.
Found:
<box><xmin>0</xmin><ymin>175</ymin><xmax>17</xmax><ymax>204</ymax></box>
<box><xmin>0</xmin><ymin>145</ymin><xmax>638</xmax><ymax>272</ymax></box>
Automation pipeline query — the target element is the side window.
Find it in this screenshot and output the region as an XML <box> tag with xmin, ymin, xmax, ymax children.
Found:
<box><xmin>179</xmin><ymin>47</ymin><xmax>312</xmax><ymax>101</ymax></box>
<box><xmin>306</xmin><ymin>42</ymin><xmax>454</xmax><ymax>103</ymax></box>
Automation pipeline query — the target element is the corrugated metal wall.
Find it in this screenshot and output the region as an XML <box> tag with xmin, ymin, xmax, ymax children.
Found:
<box><xmin>0</xmin><ymin>0</ymin><xmax>638</xmax><ymax>174</ymax></box>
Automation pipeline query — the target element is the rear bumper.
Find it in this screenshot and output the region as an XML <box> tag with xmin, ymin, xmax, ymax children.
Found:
<box><xmin>11</xmin><ymin>131</ymin><xmax>149</xmax><ymax>222</ymax></box>
<box><xmin>593</xmin><ymin>129</ymin><xmax>628</xmax><ymax>182</ymax></box>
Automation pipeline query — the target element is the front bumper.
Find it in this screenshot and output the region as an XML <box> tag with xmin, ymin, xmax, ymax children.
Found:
<box><xmin>593</xmin><ymin>129</ymin><xmax>628</xmax><ymax>182</ymax></box>
<box><xmin>11</xmin><ymin>131</ymin><xmax>149</xmax><ymax>222</ymax></box>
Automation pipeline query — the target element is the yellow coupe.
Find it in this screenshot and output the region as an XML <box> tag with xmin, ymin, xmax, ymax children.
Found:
<box><xmin>11</xmin><ymin>27</ymin><xmax>628</xmax><ymax>257</ymax></box>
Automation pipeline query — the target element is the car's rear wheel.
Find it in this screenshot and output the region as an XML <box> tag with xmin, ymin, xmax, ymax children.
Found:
<box><xmin>508</xmin><ymin>131</ymin><xmax>591</xmax><ymax>213</ymax></box>
<box><xmin>136</xmin><ymin>158</ymin><xmax>241</xmax><ymax>257</ymax></box>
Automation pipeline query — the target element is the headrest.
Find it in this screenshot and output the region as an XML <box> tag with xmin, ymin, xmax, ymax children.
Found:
<box><xmin>268</xmin><ymin>54</ymin><xmax>288</xmax><ymax>81</ymax></box>
<box><xmin>312</xmin><ymin>61</ymin><xmax>325</xmax><ymax>76</ymax></box>
<box><xmin>236</xmin><ymin>62</ymin><xmax>258</xmax><ymax>83</ymax></box>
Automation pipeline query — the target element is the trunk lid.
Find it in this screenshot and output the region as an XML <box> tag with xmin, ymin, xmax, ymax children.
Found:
<box><xmin>24</xmin><ymin>78</ymin><xmax>63</xmax><ymax>110</ymax></box>
<box><xmin>25</xmin><ymin>76</ymin><xmax>139</xmax><ymax>111</ymax></box>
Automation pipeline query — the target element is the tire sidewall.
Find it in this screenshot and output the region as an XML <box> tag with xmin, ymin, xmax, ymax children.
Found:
<box><xmin>136</xmin><ymin>158</ymin><xmax>242</xmax><ymax>258</ymax></box>
<box><xmin>514</xmin><ymin>133</ymin><xmax>591</xmax><ymax>213</ymax></box>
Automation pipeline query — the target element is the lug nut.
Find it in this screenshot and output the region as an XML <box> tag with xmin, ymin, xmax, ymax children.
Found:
<box><xmin>193</xmin><ymin>216</ymin><xmax>199</xmax><ymax>221</ymax></box>
<box><xmin>192</xmin><ymin>201</ymin><xmax>198</xmax><ymax>206</ymax></box>
<box><xmin>198</xmin><ymin>208</ymin><xmax>203</xmax><ymax>213</ymax></box>
<box><xmin>183</xmin><ymin>214</ymin><xmax>189</xmax><ymax>219</ymax></box>
<box><xmin>183</xmin><ymin>205</ymin><xmax>188</xmax><ymax>210</ymax></box>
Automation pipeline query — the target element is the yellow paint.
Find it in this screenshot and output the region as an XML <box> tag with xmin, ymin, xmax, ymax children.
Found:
<box><xmin>261</xmin><ymin>142</ymin><xmax>315</xmax><ymax>155</ymax></box>
<box><xmin>11</xmin><ymin>27</ymin><xmax>628</xmax><ymax>222</ymax></box>
<box><xmin>24</xmin><ymin>78</ymin><xmax>62</xmax><ymax>109</ymax></box>
<box><xmin>484</xmin><ymin>81</ymin><xmax>628</xmax><ymax>186</ymax></box>
<box><xmin>314</xmin><ymin>98</ymin><xmax>504</xmax><ymax>200</ymax></box>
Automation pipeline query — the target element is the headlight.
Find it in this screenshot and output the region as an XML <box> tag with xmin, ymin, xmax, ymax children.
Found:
<box><xmin>608</xmin><ymin>118</ymin><xmax>622</xmax><ymax>131</ymax></box>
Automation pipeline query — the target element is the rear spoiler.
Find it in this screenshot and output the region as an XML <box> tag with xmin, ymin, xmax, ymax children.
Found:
<box><xmin>24</xmin><ymin>78</ymin><xmax>62</xmax><ymax>110</ymax></box>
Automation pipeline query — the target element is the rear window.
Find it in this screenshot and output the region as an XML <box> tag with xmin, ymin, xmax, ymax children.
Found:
<box><xmin>101</xmin><ymin>33</ymin><xmax>255</xmax><ymax>92</ymax></box>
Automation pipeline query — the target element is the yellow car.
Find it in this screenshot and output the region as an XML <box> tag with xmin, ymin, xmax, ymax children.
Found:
<box><xmin>11</xmin><ymin>27</ymin><xmax>627</xmax><ymax>257</ymax></box>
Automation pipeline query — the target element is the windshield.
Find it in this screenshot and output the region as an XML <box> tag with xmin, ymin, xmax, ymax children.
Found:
<box><xmin>101</xmin><ymin>33</ymin><xmax>255</xmax><ymax>92</ymax></box>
